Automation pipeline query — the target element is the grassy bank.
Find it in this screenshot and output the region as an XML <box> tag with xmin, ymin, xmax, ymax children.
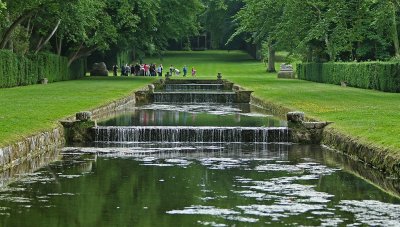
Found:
<box><xmin>0</xmin><ymin>76</ymin><xmax>155</xmax><ymax>147</ymax></box>
<box><xmin>2</xmin><ymin>50</ymin><xmax>400</xmax><ymax>158</ymax></box>
<box><xmin>147</xmin><ymin>50</ymin><xmax>400</xmax><ymax>155</ymax></box>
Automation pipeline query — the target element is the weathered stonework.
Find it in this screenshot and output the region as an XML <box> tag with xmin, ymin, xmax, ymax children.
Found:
<box><xmin>287</xmin><ymin>111</ymin><xmax>332</xmax><ymax>144</ymax></box>
<box><xmin>0</xmin><ymin>127</ymin><xmax>65</xmax><ymax>171</ymax></box>
<box><xmin>235</xmin><ymin>90</ymin><xmax>253</xmax><ymax>103</ymax></box>
<box><xmin>76</xmin><ymin>111</ymin><xmax>92</xmax><ymax>121</ymax></box>
<box><xmin>90</xmin><ymin>62</ymin><xmax>108</xmax><ymax>77</ymax></box>
<box><xmin>278</xmin><ymin>71</ymin><xmax>295</xmax><ymax>79</ymax></box>
<box><xmin>322</xmin><ymin>129</ymin><xmax>400</xmax><ymax>178</ymax></box>
<box><xmin>0</xmin><ymin>90</ymin><xmax>138</xmax><ymax>172</ymax></box>
<box><xmin>60</xmin><ymin>120</ymin><xmax>96</xmax><ymax>144</ymax></box>
<box><xmin>251</xmin><ymin>95</ymin><xmax>400</xmax><ymax>178</ymax></box>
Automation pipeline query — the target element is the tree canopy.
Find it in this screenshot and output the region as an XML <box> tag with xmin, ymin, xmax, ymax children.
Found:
<box><xmin>232</xmin><ymin>0</ymin><xmax>400</xmax><ymax>62</ymax></box>
<box><xmin>0</xmin><ymin>0</ymin><xmax>203</xmax><ymax>64</ymax></box>
<box><xmin>1</xmin><ymin>0</ymin><xmax>399</xmax><ymax>64</ymax></box>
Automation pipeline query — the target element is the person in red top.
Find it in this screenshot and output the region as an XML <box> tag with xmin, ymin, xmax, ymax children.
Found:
<box><xmin>144</xmin><ymin>64</ymin><xmax>150</xmax><ymax>76</ymax></box>
<box><xmin>191</xmin><ymin>67</ymin><xmax>196</xmax><ymax>77</ymax></box>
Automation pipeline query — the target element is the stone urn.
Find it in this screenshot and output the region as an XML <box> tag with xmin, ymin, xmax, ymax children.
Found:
<box><xmin>40</xmin><ymin>78</ymin><xmax>48</xmax><ymax>84</ymax></box>
<box><xmin>165</xmin><ymin>72</ymin><xmax>171</xmax><ymax>81</ymax></box>
<box><xmin>217</xmin><ymin>72</ymin><xmax>222</xmax><ymax>80</ymax></box>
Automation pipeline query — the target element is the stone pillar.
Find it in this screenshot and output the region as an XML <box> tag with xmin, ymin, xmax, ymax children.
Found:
<box><xmin>217</xmin><ymin>72</ymin><xmax>222</xmax><ymax>81</ymax></box>
<box><xmin>76</xmin><ymin>111</ymin><xmax>92</xmax><ymax>121</ymax></box>
<box><xmin>233</xmin><ymin>85</ymin><xmax>240</xmax><ymax>91</ymax></box>
<box><xmin>61</xmin><ymin>112</ymin><xmax>96</xmax><ymax>144</ymax></box>
<box><xmin>287</xmin><ymin>112</ymin><xmax>305</xmax><ymax>123</ymax></box>
<box><xmin>40</xmin><ymin>78</ymin><xmax>48</xmax><ymax>84</ymax></box>
<box><xmin>287</xmin><ymin>111</ymin><xmax>332</xmax><ymax>144</ymax></box>
<box><xmin>148</xmin><ymin>84</ymin><xmax>155</xmax><ymax>93</ymax></box>
<box><xmin>235</xmin><ymin>90</ymin><xmax>253</xmax><ymax>103</ymax></box>
<box><xmin>165</xmin><ymin>72</ymin><xmax>171</xmax><ymax>81</ymax></box>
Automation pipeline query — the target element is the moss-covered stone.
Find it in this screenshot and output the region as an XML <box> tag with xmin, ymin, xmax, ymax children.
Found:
<box><xmin>61</xmin><ymin>120</ymin><xmax>95</xmax><ymax>144</ymax></box>
<box><xmin>322</xmin><ymin>128</ymin><xmax>400</xmax><ymax>178</ymax></box>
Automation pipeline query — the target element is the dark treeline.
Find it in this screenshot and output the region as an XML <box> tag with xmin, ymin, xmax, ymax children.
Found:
<box><xmin>232</xmin><ymin>0</ymin><xmax>400</xmax><ymax>64</ymax></box>
<box><xmin>1</xmin><ymin>0</ymin><xmax>399</xmax><ymax>67</ymax></box>
<box><xmin>0</xmin><ymin>0</ymin><xmax>245</xmax><ymax>66</ymax></box>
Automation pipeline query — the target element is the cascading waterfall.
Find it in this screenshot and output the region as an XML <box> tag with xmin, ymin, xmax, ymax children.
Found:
<box><xmin>94</xmin><ymin>126</ymin><xmax>291</xmax><ymax>143</ymax></box>
<box><xmin>153</xmin><ymin>92</ymin><xmax>236</xmax><ymax>103</ymax></box>
<box><xmin>165</xmin><ymin>84</ymin><xmax>224</xmax><ymax>91</ymax></box>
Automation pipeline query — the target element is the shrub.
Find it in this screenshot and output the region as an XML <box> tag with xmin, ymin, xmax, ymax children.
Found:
<box><xmin>0</xmin><ymin>50</ymin><xmax>86</xmax><ymax>88</ymax></box>
<box><xmin>297</xmin><ymin>62</ymin><xmax>400</xmax><ymax>92</ymax></box>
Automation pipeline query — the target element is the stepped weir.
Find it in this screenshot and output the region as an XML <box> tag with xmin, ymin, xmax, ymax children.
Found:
<box><xmin>66</xmin><ymin>78</ymin><xmax>300</xmax><ymax>145</ymax></box>
<box><xmin>94</xmin><ymin>126</ymin><xmax>290</xmax><ymax>143</ymax></box>
<box><xmin>153</xmin><ymin>91</ymin><xmax>237</xmax><ymax>103</ymax></box>
<box><xmin>90</xmin><ymin>79</ymin><xmax>291</xmax><ymax>144</ymax></box>
<box><xmin>135</xmin><ymin>79</ymin><xmax>253</xmax><ymax>104</ymax></box>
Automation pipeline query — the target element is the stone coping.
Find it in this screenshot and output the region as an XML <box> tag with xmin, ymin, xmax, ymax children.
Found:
<box><xmin>250</xmin><ymin>95</ymin><xmax>400</xmax><ymax>178</ymax></box>
<box><xmin>0</xmin><ymin>89</ymin><xmax>140</xmax><ymax>172</ymax></box>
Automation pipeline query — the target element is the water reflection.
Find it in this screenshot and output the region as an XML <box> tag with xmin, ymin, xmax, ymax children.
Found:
<box><xmin>0</xmin><ymin>148</ymin><xmax>61</xmax><ymax>188</ymax></box>
<box><xmin>0</xmin><ymin>144</ymin><xmax>398</xmax><ymax>226</ymax></box>
<box><xmin>97</xmin><ymin>104</ymin><xmax>286</xmax><ymax>127</ymax></box>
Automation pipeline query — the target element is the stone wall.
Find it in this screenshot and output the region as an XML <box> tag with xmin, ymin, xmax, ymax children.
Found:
<box><xmin>0</xmin><ymin>127</ymin><xmax>64</xmax><ymax>171</ymax></box>
<box><xmin>0</xmin><ymin>90</ymin><xmax>137</xmax><ymax>172</ymax></box>
<box><xmin>250</xmin><ymin>95</ymin><xmax>400</xmax><ymax>178</ymax></box>
<box><xmin>322</xmin><ymin>129</ymin><xmax>400</xmax><ymax>178</ymax></box>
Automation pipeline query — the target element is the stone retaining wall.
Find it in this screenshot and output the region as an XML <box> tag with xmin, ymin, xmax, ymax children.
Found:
<box><xmin>250</xmin><ymin>95</ymin><xmax>400</xmax><ymax>178</ymax></box>
<box><xmin>0</xmin><ymin>128</ymin><xmax>64</xmax><ymax>171</ymax></box>
<box><xmin>322</xmin><ymin>129</ymin><xmax>400</xmax><ymax>177</ymax></box>
<box><xmin>0</xmin><ymin>90</ymin><xmax>137</xmax><ymax>171</ymax></box>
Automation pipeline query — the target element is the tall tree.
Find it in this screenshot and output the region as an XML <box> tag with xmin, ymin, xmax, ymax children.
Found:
<box><xmin>201</xmin><ymin>0</ymin><xmax>244</xmax><ymax>49</ymax></box>
<box><xmin>230</xmin><ymin>0</ymin><xmax>285</xmax><ymax>71</ymax></box>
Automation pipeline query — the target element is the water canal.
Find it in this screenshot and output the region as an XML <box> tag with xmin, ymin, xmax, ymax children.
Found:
<box><xmin>0</xmin><ymin>81</ymin><xmax>399</xmax><ymax>226</ymax></box>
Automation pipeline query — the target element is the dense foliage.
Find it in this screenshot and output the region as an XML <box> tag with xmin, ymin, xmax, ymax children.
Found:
<box><xmin>297</xmin><ymin>62</ymin><xmax>400</xmax><ymax>92</ymax></box>
<box><xmin>232</xmin><ymin>0</ymin><xmax>400</xmax><ymax>62</ymax></box>
<box><xmin>0</xmin><ymin>0</ymin><xmax>204</xmax><ymax>64</ymax></box>
<box><xmin>0</xmin><ymin>50</ymin><xmax>85</xmax><ymax>88</ymax></box>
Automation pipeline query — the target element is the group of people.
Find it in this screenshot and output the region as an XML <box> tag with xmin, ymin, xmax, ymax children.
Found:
<box><xmin>112</xmin><ymin>63</ymin><xmax>159</xmax><ymax>77</ymax></box>
<box><xmin>112</xmin><ymin>63</ymin><xmax>197</xmax><ymax>77</ymax></box>
<box><xmin>168</xmin><ymin>65</ymin><xmax>196</xmax><ymax>77</ymax></box>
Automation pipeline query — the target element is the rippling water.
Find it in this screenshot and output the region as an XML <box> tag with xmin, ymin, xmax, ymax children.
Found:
<box><xmin>0</xmin><ymin>144</ymin><xmax>398</xmax><ymax>226</ymax></box>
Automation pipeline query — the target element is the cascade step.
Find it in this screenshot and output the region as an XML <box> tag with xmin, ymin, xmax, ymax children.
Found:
<box><xmin>93</xmin><ymin>126</ymin><xmax>291</xmax><ymax>143</ymax></box>
<box><xmin>165</xmin><ymin>84</ymin><xmax>224</xmax><ymax>91</ymax></box>
<box><xmin>153</xmin><ymin>92</ymin><xmax>237</xmax><ymax>103</ymax></box>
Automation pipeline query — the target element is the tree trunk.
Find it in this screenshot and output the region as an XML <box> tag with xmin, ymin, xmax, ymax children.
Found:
<box><xmin>0</xmin><ymin>10</ymin><xmax>35</xmax><ymax>49</ymax></box>
<box><xmin>35</xmin><ymin>19</ymin><xmax>61</xmax><ymax>54</ymax></box>
<box><xmin>68</xmin><ymin>44</ymin><xmax>97</xmax><ymax>67</ymax></box>
<box><xmin>68</xmin><ymin>43</ymin><xmax>83</xmax><ymax>66</ymax></box>
<box><xmin>391</xmin><ymin>2</ymin><xmax>400</xmax><ymax>57</ymax></box>
<box><xmin>133</xmin><ymin>47</ymin><xmax>136</xmax><ymax>61</ymax></box>
<box><xmin>35</xmin><ymin>37</ymin><xmax>44</xmax><ymax>52</ymax></box>
<box><xmin>267</xmin><ymin>44</ymin><xmax>276</xmax><ymax>72</ymax></box>
<box><xmin>324</xmin><ymin>34</ymin><xmax>334</xmax><ymax>61</ymax></box>
<box><xmin>56</xmin><ymin>35</ymin><xmax>63</xmax><ymax>55</ymax></box>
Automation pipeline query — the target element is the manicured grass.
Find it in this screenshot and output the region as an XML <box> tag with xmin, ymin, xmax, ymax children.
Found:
<box><xmin>2</xmin><ymin>50</ymin><xmax>400</xmax><ymax>156</ymax></box>
<box><xmin>0</xmin><ymin>76</ymin><xmax>156</xmax><ymax>146</ymax></box>
<box><xmin>146</xmin><ymin>50</ymin><xmax>400</xmax><ymax>154</ymax></box>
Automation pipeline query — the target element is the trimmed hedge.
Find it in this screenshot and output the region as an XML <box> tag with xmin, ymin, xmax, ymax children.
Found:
<box><xmin>297</xmin><ymin>62</ymin><xmax>400</xmax><ymax>92</ymax></box>
<box><xmin>0</xmin><ymin>50</ymin><xmax>86</xmax><ymax>88</ymax></box>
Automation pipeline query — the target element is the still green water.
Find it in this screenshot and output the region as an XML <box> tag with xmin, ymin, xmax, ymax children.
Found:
<box><xmin>0</xmin><ymin>144</ymin><xmax>399</xmax><ymax>226</ymax></box>
<box><xmin>98</xmin><ymin>104</ymin><xmax>286</xmax><ymax>127</ymax></box>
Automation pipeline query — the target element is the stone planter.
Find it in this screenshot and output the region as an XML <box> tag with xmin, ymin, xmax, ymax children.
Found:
<box><xmin>40</xmin><ymin>78</ymin><xmax>48</xmax><ymax>84</ymax></box>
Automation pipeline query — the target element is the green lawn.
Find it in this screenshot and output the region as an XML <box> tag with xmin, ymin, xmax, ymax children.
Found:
<box><xmin>2</xmin><ymin>50</ymin><xmax>400</xmax><ymax>157</ymax></box>
<box><xmin>0</xmin><ymin>76</ymin><xmax>156</xmax><ymax>146</ymax></box>
<box><xmin>146</xmin><ymin>50</ymin><xmax>400</xmax><ymax>155</ymax></box>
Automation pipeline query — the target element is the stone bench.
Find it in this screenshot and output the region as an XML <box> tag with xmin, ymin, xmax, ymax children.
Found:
<box><xmin>278</xmin><ymin>63</ymin><xmax>295</xmax><ymax>79</ymax></box>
